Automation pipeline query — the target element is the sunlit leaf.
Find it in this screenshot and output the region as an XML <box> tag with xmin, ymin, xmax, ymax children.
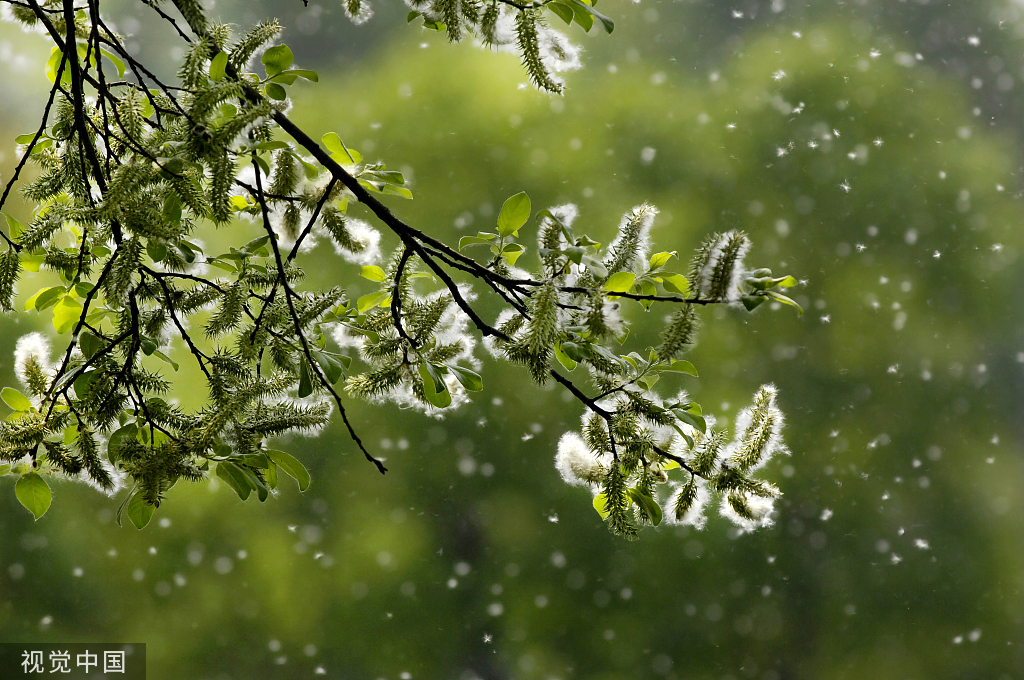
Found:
<box><xmin>16</xmin><ymin>472</ymin><xmax>51</xmax><ymax>520</ymax></box>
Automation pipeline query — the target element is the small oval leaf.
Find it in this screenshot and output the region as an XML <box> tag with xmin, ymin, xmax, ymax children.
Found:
<box><xmin>16</xmin><ymin>472</ymin><xmax>51</xmax><ymax>520</ymax></box>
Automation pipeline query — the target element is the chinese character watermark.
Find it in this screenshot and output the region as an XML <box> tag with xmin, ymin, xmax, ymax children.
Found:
<box><xmin>76</xmin><ymin>650</ymin><xmax>97</xmax><ymax>674</ymax></box>
<box><xmin>20</xmin><ymin>651</ymin><xmax>43</xmax><ymax>674</ymax></box>
<box><xmin>49</xmin><ymin>650</ymin><xmax>71</xmax><ymax>673</ymax></box>
<box><xmin>103</xmin><ymin>651</ymin><xmax>126</xmax><ymax>673</ymax></box>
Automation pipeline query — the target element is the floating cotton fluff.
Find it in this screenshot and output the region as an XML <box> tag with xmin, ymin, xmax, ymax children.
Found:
<box><xmin>538</xmin><ymin>26</ymin><xmax>583</xmax><ymax>74</ymax></box>
<box><xmin>333</xmin><ymin>219</ymin><xmax>381</xmax><ymax>266</ymax></box>
<box><xmin>696</xmin><ymin>231</ymin><xmax>750</xmax><ymax>301</ymax></box>
<box><xmin>554</xmin><ymin>432</ymin><xmax>605</xmax><ymax>486</ymax></box>
<box><xmin>604</xmin><ymin>204</ymin><xmax>658</xmax><ymax>275</ymax></box>
<box><xmin>77</xmin><ymin>455</ymin><xmax>127</xmax><ymax>497</ymax></box>
<box><xmin>725</xmin><ymin>384</ymin><xmax>787</xmax><ymax>472</ymax></box>
<box><xmin>431</xmin><ymin>285</ymin><xmax>480</xmax><ymax>370</ymax></box>
<box><xmin>14</xmin><ymin>332</ymin><xmax>50</xmax><ymax>391</ymax></box>
<box><xmin>719</xmin><ymin>493</ymin><xmax>776</xmax><ymax>533</ymax></box>
<box><xmin>482</xmin><ymin>308</ymin><xmax>519</xmax><ymax>360</ymax></box>
<box><xmin>663</xmin><ymin>480</ymin><xmax>712</xmax><ymax>530</ymax></box>
<box><xmin>343</xmin><ymin>0</ymin><xmax>374</xmax><ymax>25</ymax></box>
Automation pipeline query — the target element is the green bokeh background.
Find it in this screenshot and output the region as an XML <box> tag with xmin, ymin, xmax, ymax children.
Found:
<box><xmin>1</xmin><ymin>1</ymin><xmax>1023</xmax><ymax>678</ymax></box>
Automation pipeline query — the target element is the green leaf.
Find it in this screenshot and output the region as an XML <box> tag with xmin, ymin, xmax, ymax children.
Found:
<box><xmin>674</xmin><ymin>409</ymin><xmax>707</xmax><ymax>434</ymax></box>
<box><xmin>298</xmin><ymin>358</ymin><xmax>313</xmax><ymax>398</ymax></box>
<box><xmin>628</xmin><ymin>487</ymin><xmax>662</xmax><ymax>525</ymax></box>
<box><xmin>106</xmin><ymin>422</ymin><xmax>137</xmax><ymax>463</ymax></box>
<box><xmin>741</xmin><ymin>295</ymin><xmax>766</xmax><ymax>311</ymax></box>
<box><xmin>380</xmin><ymin>184</ymin><xmax>414</xmax><ymax>199</ymax></box>
<box><xmin>27</xmin><ymin>286</ymin><xmax>65</xmax><ymax>312</ymax></box>
<box><xmin>265</xmin><ymin>82</ymin><xmax>287</xmax><ymax>100</ymax></box>
<box><xmin>52</xmin><ymin>295</ymin><xmax>83</xmax><ymax>334</ymax></box>
<box><xmin>265</xmin><ymin>460</ymin><xmax>279</xmax><ymax>489</ymax></box>
<box><xmin>459</xmin><ymin>235</ymin><xmax>497</xmax><ymax>250</ymax></box>
<box><xmin>497</xmin><ymin>192</ymin><xmax>531</xmax><ymax>237</ymax></box>
<box><xmin>567</xmin><ymin>0</ymin><xmax>594</xmax><ymax>31</ymax></box>
<box><xmin>126</xmin><ymin>491</ymin><xmax>156</xmax><ymax>529</ymax></box>
<box><xmin>767</xmin><ymin>290</ymin><xmax>804</xmax><ymax>315</ymax></box>
<box><xmin>152</xmin><ymin>350</ymin><xmax>179</xmax><ymax>371</ymax></box>
<box><xmin>163</xmin><ymin>192</ymin><xmax>183</xmax><ymax>223</ymax></box>
<box><xmin>100</xmin><ymin>49</ymin><xmax>126</xmax><ymax>79</ymax></box>
<box><xmin>660</xmin><ymin>459</ymin><xmax>681</xmax><ymax>471</ymax></box>
<box><xmin>266</xmin><ymin>450</ymin><xmax>310</xmax><ymax>491</ymax></box>
<box><xmin>19</xmin><ymin>254</ymin><xmax>45</xmax><ymax>272</ymax></box>
<box><xmin>0</xmin><ymin>464</ymin><xmax>11</xmax><ymax>476</ymax></box>
<box><xmin>660</xmin><ymin>273</ymin><xmax>689</xmax><ymax>295</ymax></box>
<box><xmin>322</xmin><ymin>132</ymin><xmax>361</xmax><ymax>164</ymax></box>
<box><xmin>360</xmin><ymin>265</ymin><xmax>386</xmax><ymax>282</ymax></box>
<box><xmin>603</xmin><ymin>271</ymin><xmax>635</xmax><ymax>295</ymax></box>
<box><xmin>582</xmin><ymin>255</ymin><xmax>608</xmax><ymax>278</ymax></box>
<box><xmin>283</xmin><ymin>68</ymin><xmax>319</xmax><ymax>82</ymax></box>
<box><xmin>663</xmin><ymin>359</ymin><xmax>698</xmax><ymax>377</ymax></box>
<box><xmin>270</xmin><ymin>72</ymin><xmax>298</xmax><ymax>85</ymax></box>
<box><xmin>446</xmin><ymin>364</ymin><xmax>483</xmax><ymax>391</ymax></box>
<box><xmin>2</xmin><ymin>387</ymin><xmax>32</xmax><ymax>412</ymax></box>
<box><xmin>549</xmin><ymin>1</ymin><xmax>574</xmax><ymax>24</ymax></box>
<box><xmin>15</xmin><ymin>472</ymin><xmax>51</xmax><ymax>520</ymax></box>
<box><xmin>648</xmin><ymin>251</ymin><xmax>676</xmax><ymax>270</ymax></box>
<box><xmin>418</xmin><ymin>362</ymin><xmax>452</xmax><ymax>408</ymax></box>
<box><xmin>593</xmin><ymin>492</ymin><xmax>611</xmax><ymax>519</ymax></box>
<box><xmin>501</xmin><ymin>243</ymin><xmax>526</xmax><ymax>266</ymax></box>
<box><xmin>209</xmin><ymin>51</ymin><xmax>228</xmax><ymax>81</ymax></box>
<box><xmin>554</xmin><ymin>342</ymin><xmax>578</xmax><ymax>371</ymax></box>
<box><xmin>140</xmin><ymin>337</ymin><xmax>157</xmax><ymax>356</ymax></box>
<box><xmin>311</xmin><ymin>349</ymin><xmax>344</xmax><ymax>385</ymax></box>
<box><xmin>4</xmin><ymin>213</ymin><xmax>25</xmax><ymax>239</ymax></box>
<box><xmin>637</xmin><ymin>374</ymin><xmax>659</xmax><ymax>390</ymax></box>
<box><xmin>217</xmin><ymin>461</ymin><xmax>254</xmax><ymax>500</ymax></box>
<box><xmin>567</xmin><ymin>0</ymin><xmax>615</xmax><ymax>33</ymax></box>
<box><xmin>357</xmin><ymin>290</ymin><xmax>389</xmax><ymax>314</ymax></box>
<box><xmin>261</xmin><ymin>44</ymin><xmax>294</xmax><ymax>76</ymax></box>
<box><xmin>560</xmin><ymin>341</ymin><xmax>589</xmax><ymax>363</ymax></box>
<box><xmin>774</xmin><ymin>275</ymin><xmax>798</xmax><ymax>288</ymax></box>
<box><xmin>45</xmin><ymin>47</ymin><xmax>64</xmax><ymax>84</ymax></box>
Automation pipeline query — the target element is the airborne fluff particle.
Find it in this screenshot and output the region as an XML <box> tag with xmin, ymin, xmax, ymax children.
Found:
<box><xmin>808</xmin><ymin>140</ymin><xmax>818</xmax><ymax>149</ymax></box>
<box><xmin>820</xmin><ymin>315</ymin><xmax>831</xmax><ymax>323</ymax></box>
<box><xmin>967</xmin><ymin>36</ymin><xmax>980</xmax><ymax>46</ymax></box>
<box><xmin>839</xmin><ymin>180</ymin><xmax>851</xmax><ymax>193</ymax></box>
<box><xmin>732</xmin><ymin>10</ymin><xmax>744</xmax><ymax>17</ymax></box>
<box><xmin>933</xmin><ymin>251</ymin><xmax>941</xmax><ymax>259</ymax></box>
<box><xmin>873</xmin><ymin>138</ymin><xmax>884</xmax><ymax>147</ymax></box>
<box><xmin>772</xmin><ymin>70</ymin><xmax>786</xmax><ymax>81</ymax></box>
<box><xmin>869</xmin><ymin>48</ymin><xmax>881</xmax><ymax>58</ymax></box>
<box><xmin>856</xmin><ymin>243</ymin><xmax>867</xmax><ymax>252</ymax></box>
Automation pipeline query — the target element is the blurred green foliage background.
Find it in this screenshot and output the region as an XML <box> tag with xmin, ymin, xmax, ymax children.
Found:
<box><xmin>1</xmin><ymin>0</ymin><xmax>1024</xmax><ymax>678</ymax></box>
